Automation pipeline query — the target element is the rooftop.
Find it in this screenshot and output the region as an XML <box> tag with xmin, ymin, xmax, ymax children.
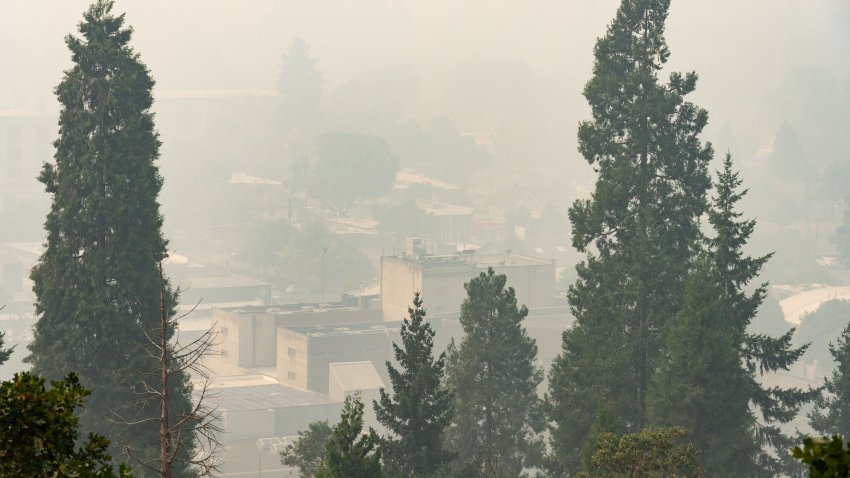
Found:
<box><xmin>416</xmin><ymin>198</ymin><xmax>473</xmax><ymax>217</ymax></box>
<box><xmin>385</xmin><ymin>251</ymin><xmax>553</xmax><ymax>268</ymax></box>
<box><xmin>329</xmin><ymin>362</ymin><xmax>385</xmax><ymax>400</ymax></box>
<box><xmin>185</xmin><ymin>275</ymin><xmax>270</xmax><ymax>290</ymax></box>
<box><xmin>283</xmin><ymin>321</ymin><xmax>401</xmax><ymax>337</ymax></box>
<box><xmin>205</xmin><ymin>384</ymin><xmax>336</xmax><ymax>412</ymax></box>
<box><xmin>217</xmin><ymin>302</ymin><xmax>368</xmax><ymax>316</ymax></box>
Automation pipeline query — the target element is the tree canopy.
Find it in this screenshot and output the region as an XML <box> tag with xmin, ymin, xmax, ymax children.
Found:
<box><xmin>0</xmin><ymin>372</ymin><xmax>132</xmax><ymax>478</ymax></box>
<box><xmin>548</xmin><ymin>0</ymin><xmax>712</xmax><ymax>473</ymax></box>
<box><xmin>315</xmin><ymin>394</ymin><xmax>382</xmax><ymax>478</ymax></box>
<box><xmin>374</xmin><ymin>292</ymin><xmax>453</xmax><ymax>477</ymax></box>
<box><xmin>445</xmin><ymin>268</ymin><xmax>544</xmax><ymax>477</ymax></box>
<box><xmin>303</xmin><ymin>132</ymin><xmax>399</xmax><ymax>215</ymax></box>
<box><xmin>26</xmin><ymin>0</ymin><xmax>196</xmax><ymax>472</ymax></box>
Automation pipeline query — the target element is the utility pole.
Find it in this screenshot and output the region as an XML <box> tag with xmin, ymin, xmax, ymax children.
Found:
<box><xmin>321</xmin><ymin>246</ymin><xmax>327</xmax><ymax>302</ymax></box>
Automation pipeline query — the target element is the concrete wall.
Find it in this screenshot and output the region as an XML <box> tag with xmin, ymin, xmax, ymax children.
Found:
<box><xmin>490</xmin><ymin>261</ymin><xmax>556</xmax><ymax>310</ymax></box>
<box><xmin>215</xmin><ymin>307</ymin><xmax>380</xmax><ymax>369</ymax></box>
<box><xmin>277</xmin><ymin>328</ymin><xmax>310</xmax><ymax>390</ymax></box>
<box><xmin>381</xmin><ymin>255</ymin><xmax>555</xmax><ymax>321</ymax></box>
<box><xmin>381</xmin><ymin>257</ymin><xmax>425</xmax><ymax>321</ymax></box>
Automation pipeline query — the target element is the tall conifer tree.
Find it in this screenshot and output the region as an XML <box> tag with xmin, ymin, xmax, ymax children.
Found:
<box><xmin>547</xmin><ymin>0</ymin><xmax>712</xmax><ymax>473</ymax></box>
<box><xmin>709</xmin><ymin>153</ymin><xmax>815</xmax><ymax>476</ymax></box>
<box><xmin>445</xmin><ymin>269</ymin><xmax>544</xmax><ymax>477</ymax></box>
<box><xmin>648</xmin><ymin>257</ymin><xmax>760</xmax><ymax>476</ymax></box>
<box><xmin>373</xmin><ymin>292</ymin><xmax>453</xmax><ymax>477</ymax></box>
<box><xmin>26</xmin><ymin>1</ymin><xmax>195</xmax><ymax>474</ymax></box>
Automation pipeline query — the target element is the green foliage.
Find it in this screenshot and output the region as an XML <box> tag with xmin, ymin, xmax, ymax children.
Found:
<box><xmin>793</xmin><ymin>436</ymin><xmax>850</xmax><ymax>478</ymax></box>
<box><xmin>749</xmin><ymin>295</ymin><xmax>791</xmax><ymax>338</ymax></box>
<box><xmin>810</xmin><ymin>321</ymin><xmax>850</xmax><ymax>437</ymax></box>
<box><xmin>0</xmin><ymin>372</ymin><xmax>132</xmax><ymax>477</ymax></box>
<box><xmin>796</xmin><ymin>300</ymin><xmax>850</xmax><ymax>371</ymax></box>
<box><xmin>648</xmin><ymin>258</ymin><xmax>759</xmax><ymax>476</ymax></box>
<box><xmin>548</xmin><ymin>0</ymin><xmax>712</xmax><ymax>473</ymax></box>
<box><xmin>281</xmin><ymin>420</ymin><xmax>333</xmax><ymax>478</ymax></box>
<box><xmin>303</xmin><ymin>132</ymin><xmax>399</xmax><ymax>214</ymax></box>
<box><xmin>315</xmin><ymin>394</ymin><xmax>382</xmax><ymax>478</ymax></box>
<box><xmin>577</xmin><ymin>427</ymin><xmax>703</xmax><ymax>478</ymax></box>
<box><xmin>25</xmin><ymin>1</ymin><xmax>196</xmax><ymax>473</ymax></box>
<box><xmin>445</xmin><ymin>268</ymin><xmax>544</xmax><ymax>477</ymax></box>
<box><xmin>0</xmin><ymin>330</ymin><xmax>12</xmax><ymax>366</ymax></box>
<box><xmin>374</xmin><ymin>292</ymin><xmax>453</xmax><ymax>477</ymax></box>
<box><xmin>706</xmin><ymin>152</ymin><xmax>814</xmax><ymax>476</ymax></box>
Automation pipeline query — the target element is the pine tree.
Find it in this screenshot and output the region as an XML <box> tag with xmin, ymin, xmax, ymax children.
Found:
<box><xmin>709</xmin><ymin>153</ymin><xmax>815</xmax><ymax>476</ymax></box>
<box><xmin>26</xmin><ymin>1</ymin><xmax>195</xmax><ymax>474</ymax></box>
<box><xmin>315</xmin><ymin>394</ymin><xmax>383</xmax><ymax>478</ymax></box>
<box><xmin>547</xmin><ymin>0</ymin><xmax>712</xmax><ymax>473</ymax></box>
<box><xmin>373</xmin><ymin>292</ymin><xmax>453</xmax><ymax>477</ymax></box>
<box><xmin>648</xmin><ymin>258</ymin><xmax>759</xmax><ymax>476</ymax></box>
<box><xmin>809</xmin><ymin>321</ymin><xmax>850</xmax><ymax>438</ymax></box>
<box><xmin>445</xmin><ymin>268</ymin><xmax>544</xmax><ymax>477</ymax></box>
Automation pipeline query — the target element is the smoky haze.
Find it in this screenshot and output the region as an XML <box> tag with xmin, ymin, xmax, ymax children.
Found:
<box><xmin>2</xmin><ymin>1</ymin><xmax>850</xmax><ymax>475</ymax></box>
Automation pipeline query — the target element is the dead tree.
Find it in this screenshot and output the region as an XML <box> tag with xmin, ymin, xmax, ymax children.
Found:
<box><xmin>121</xmin><ymin>262</ymin><xmax>223</xmax><ymax>477</ymax></box>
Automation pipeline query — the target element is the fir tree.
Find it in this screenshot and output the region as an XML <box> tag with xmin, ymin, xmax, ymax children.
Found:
<box><xmin>0</xmin><ymin>331</ymin><xmax>12</xmax><ymax>366</ymax></box>
<box><xmin>809</xmin><ymin>321</ymin><xmax>850</xmax><ymax>438</ymax></box>
<box><xmin>374</xmin><ymin>292</ymin><xmax>453</xmax><ymax>477</ymax></box>
<box><xmin>445</xmin><ymin>268</ymin><xmax>544</xmax><ymax>477</ymax></box>
<box><xmin>648</xmin><ymin>257</ymin><xmax>759</xmax><ymax>476</ymax></box>
<box><xmin>709</xmin><ymin>153</ymin><xmax>815</xmax><ymax>476</ymax></box>
<box><xmin>316</xmin><ymin>394</ymin><xmax>382</xmax><ymax>478</ymax></box>
<box><xmin>547</xmin><ymin>0</ymin><xmax>712</xmax><ymax>473</ymax></box>
<box><xmin>26</xmin><ymin>1</ymin><xmax>195</xmax><ymax>474</ymax></box>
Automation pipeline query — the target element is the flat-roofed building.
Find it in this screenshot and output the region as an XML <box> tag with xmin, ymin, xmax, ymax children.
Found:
<box><xmin>381</xmin><ymin>239</ymin><xmax>556</xmax><ymax>321</ymax></box>
<box><xmin>214</xmin><ymin>303</ymin><xmax>380</xmax><ymax>370</ymax></box>
<box><xmin>276</xmin><ymin>321</ymin><xmax>400</xmax><ymax>393</ymax></box>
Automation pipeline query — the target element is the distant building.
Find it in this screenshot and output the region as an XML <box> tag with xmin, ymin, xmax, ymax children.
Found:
<box><xmin>415</xmin><ymin>198</ymin><xmax>473</xmax><ymax>244</ymax></box>
<box><xmin>0</xmin><ymin>109</ymin><xmax>53</xmax><ymax>189</ymax></box>
<box><xmin>380</xmin><ymin>238</ymin><xmax>556</xmax><ymax>321</ymax></box>
<box><xmin>214</xmin><ymin>304</ymin><xmax>380</xmax><ymax>370</ymax></box>
<box><xmin>276</xmin><ymin>320</ymin><xmax>400</xmax><ymax>393</ymax></box>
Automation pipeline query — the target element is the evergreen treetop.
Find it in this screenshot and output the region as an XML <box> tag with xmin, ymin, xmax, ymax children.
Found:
<box><xmin>316</xmin><ymin>394</ymin><xmax>382</xmax><ymax>478</ymax></box>
<box><xmin>26</xmin><ymin>1</ymin><xmax>196</xmax><ymax>473</ymax></box>
<box><xmin>709</xmin><ymin>153</ymin><xmax>816</xmax><ymax>476</ymax></box>
<box><xmin>810</xmin><ymin>321</ymin><xmax>850</xmax><ymax>438</ymax></box>
<box><xmin>446</xmin><ymin>268</ymin><xmax>544</xmax><ymax>477</ymax></box>
<box><xmin>374</xmin><ymin>292</ymin><xmax>453</xmax><ymax>478</ymax></box>
<box><xmin>549</xmin><ymin>0</ymin><xmax>713</xmax><ymax>473</ymax></box>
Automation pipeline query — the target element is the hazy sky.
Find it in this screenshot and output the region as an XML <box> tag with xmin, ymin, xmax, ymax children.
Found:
<box><xmin>3</xmin><ymin>1</ymin><xmax>847</xmax><ymax>115</ymax></box>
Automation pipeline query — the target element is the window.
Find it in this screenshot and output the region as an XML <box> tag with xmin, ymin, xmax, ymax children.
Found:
<box><xmin>287</xmin><ymin>371</ymin><xmax>296</xmax><ymax>380</ymax></box>
<box><xmin>220</xmin><ymin>326</ymin><xmax>228</xmax><ymax>336</ymax></box>
<box><xmin>220</xmin><ymin>349</ymin><xmax>228</xmax><ymax>358</ymax></box>
<box><xmin>287</xmin><ymin>347</ymin><xmax>296</xmax><ymax>357</ymax></box>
